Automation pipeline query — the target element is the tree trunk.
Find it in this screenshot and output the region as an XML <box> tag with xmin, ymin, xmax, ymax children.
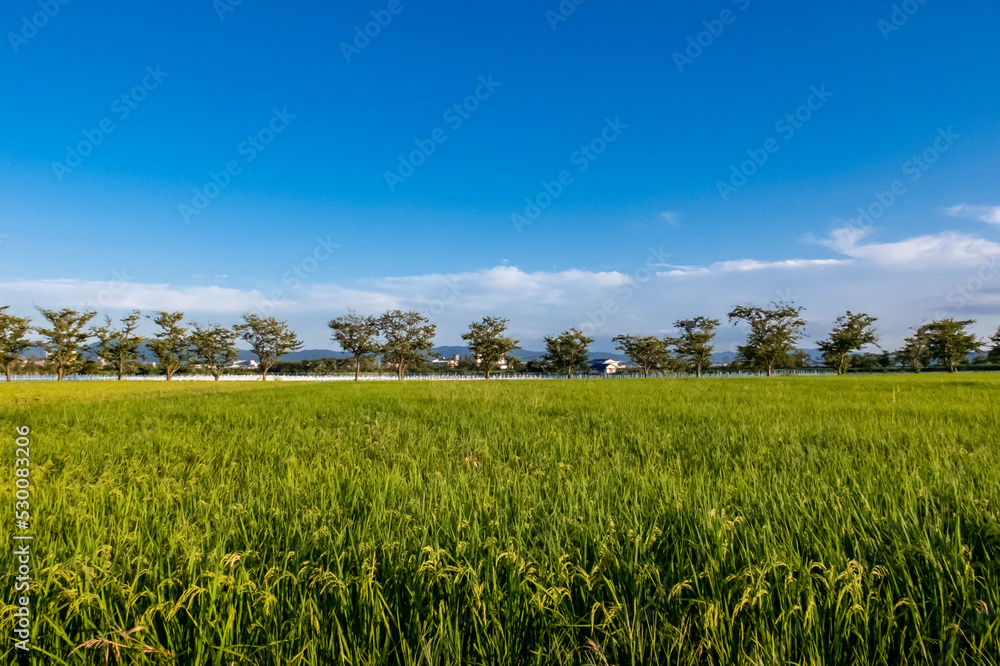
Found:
<box><xmin>766</xmin><ymin>363</ymin><xmax>773</xmax><ymax>378</ymax></box>
<box><xmin>354</xmin><ymin>357</ymin><xmax>361</xmax><ymax>381</ymax></box>
<box><xmin>58</xmin><ymin>366</ymin><xmax>65</xmax><ymax>381</ymax></box>
<box><xmin>696</xmin><ymin>365</ymin><xmax>702</xmax><ymax>378</ymax></box>
<box><xmin>5</xmin><ymin>365</ymin><xmax>11</xmax><ymax>382</ymax></box>
<box><xmin>398</xmin><ymin>364</ymin><xmax>405</xmax><ymax>381</ymax></box>
<box><xmin>485</xmin><ymin>367</ymin><xmax>491</xmax><ymax>380</ymax></box>
<box><xmin>566</xmin><ymin>367</ymin><xmax>572</xmax><ymax>379</ymax></box>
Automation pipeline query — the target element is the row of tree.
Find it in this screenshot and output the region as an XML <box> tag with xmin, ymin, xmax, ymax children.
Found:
<box><xmin>1</xmin><ymin>303</ymin><xmax>998</xmax><ymax>382</ymax></box>
<box><xmin>0</xmin><ymin>308</ymin><xmax>302</xmax><ymax>382</ymax></box>
<box><xmin>573</xmin><ymin>305</ymin><xmax>993</xmax><ymax>378</ymax></box>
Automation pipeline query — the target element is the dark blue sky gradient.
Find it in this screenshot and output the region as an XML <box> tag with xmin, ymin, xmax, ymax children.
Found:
<box><xmin>1</xmin><ymin>0</ymin><xmax>998</xmax><ymax>295</ymax></box>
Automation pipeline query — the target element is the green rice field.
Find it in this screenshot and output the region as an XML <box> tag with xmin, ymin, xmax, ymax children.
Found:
<box><xmin>2</xmin><ymin>375</ymin><xmax>999</xmax><ymax>664</ymax></box>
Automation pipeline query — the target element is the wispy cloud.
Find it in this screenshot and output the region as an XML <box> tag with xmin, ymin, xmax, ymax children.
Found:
<box><xmin>823</xmin><ymin>227</ymin><xmax>1000</xmax><ymax>267</ymax></box>
<box><xmin>945</xmin><ymin>204</ymin><xmax>1000</xmax><ymax>225</ymax></box>
<box><xmin>815</xmin><ymin>225</ymin><xmax>873</xmax><ymax>254</ymax></box>
<box><xmin>666</xmin><ymin>258</ymin><xmax>844</xmax><ymax>277</ymax></box>
<box><xmin>5</xmin><ymin>226</ymin><xmax>999</xmax><ymax>351</ymax></box>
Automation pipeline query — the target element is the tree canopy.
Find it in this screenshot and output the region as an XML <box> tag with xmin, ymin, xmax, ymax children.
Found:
<box><xmin>377</xmin><ymin>310</ymin><xmax>437</xmax><ymax>380</ymax></box>
<box><xmin>544</xmin><ymin>328</ymin><xmax>593</xmax><ymax>379</ymax></box>
<box><xmin>925</xmin><ymin>318</ymin><xmax>980</xmax><ymax>372</ymax></box>
<box><xmin>190</xmin><ymin>323</ymin><xmax>240</xmax><ymax>381</ymax></box>
<box><xmin>0</xmin><ymin>306</ymin><xmax>32</xmax><ymax>382</ymax></box>
<box><xmin>897</xmin><ymin>325</ymin><xmax>933</xmax><ymax>373</ymax></box>
<box><xmin>673</xmin><ymin>317</ymin><xmax>721</xmax><ymax>377</ymax></box>
<box><xmin>147</xmin><ymin>311</ymin><xmax>190</xmax><ymax>380</ymax></box>
<box><xmin>462</xmin><ymin>317</ymin><xmax>519</xmax><ymax>379</ymax></box>
<box><xmin>988</xmin><ymin>326</ymin><xmax>1000</xmax><ymax>364</ymax></box>
<box><xmin>817</xmin><ymin>311</ymin><xmax>879</xmax><ymax>375</ymax></box>
<box><xmin>91</xmin><ymin>310</ymin><xmax>144</xmax><ymax>380</ymax></box>
<box><xmin>235</xmin><ymin>313</ymin><xmax>304</xmax><ymax>381</ymax></box>
<box><xmin>329</xmin><ymin>310</ymin><xmax>381</xmax><ymax>381</ymax></box>
<box><xmin>728</xmin><ymin>302</ymin><xmax>806</xmax><ymax>377</ymax></box>
<box><xmin>613</xmin><ymin>334</ymin><xmax>670</xmax><ymax>378</ymax></box>
<box><xmin>35</xmin><ymin>308</ymin><xmax>97</xmax><ymax>381</ymax></box>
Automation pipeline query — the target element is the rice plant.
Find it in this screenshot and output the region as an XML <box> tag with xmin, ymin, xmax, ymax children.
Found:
<box><xmin>1</xmin><ymin>375</ymin><xmax>998</xmax><ymax>664</ymax></box>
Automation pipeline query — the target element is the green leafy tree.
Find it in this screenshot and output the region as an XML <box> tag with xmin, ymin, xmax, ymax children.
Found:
<box><xmin>543</xmin><ymin>328</ymin><xmax>593</xmax><ymax>379</ymax></box>
<box><xmin>613</xmin><ymin>334</ymin><xmax>669</xmax><ymax>378</ymax></box>
<box><xmin>234</xmin><ymin>313</ymin><xmax>304</xmax><ymax>381</ymax></box>
<box><xmin>897</xmin><ymin>325</ymin><xmax>933</xmax><ymax>373</ymax></box>
<box><xmin>524</xmin><ymin>358</ymin><xmax>550</xmax><ymax>373</ymax></box>
<box><xmin>505</xmin><ymin>355</ymin><xmax>525</xmax><ymax>372</ymax></box>
<box><xmin>817</xmin><ymin>311</ymin><xmax>879</xmax><ymax>375</ymax></box>
<box><xmin>147</xmin><ymin>311</ymin><xmax>190</xmax><ymax>380</ymax></box>
<box><xmin>988</xmin><ymin>326</ymin><xmax>1000</xmax><ymax>364</ymax></box>
<box><xmin>90</xmin><ymin>310</ymin><xmax>144</xmax><ymax>380</ymax></box>
<box><xmin>462</xmin><ymin>317</ymin><xmax>520</xmax><ymax>379</ymax></box>
<box><xmin>34</xmin><ymin>307</ymin><xmax>97</xmax><ymax>381</ymax></box>
<box><xmin>925</xmin><ymin>318</ymin><xmax>980</xmax><ymax>372</ymax></box>
<box><xmin>377</xmin><ymin>310</ymin><xmax>437</xmax><ymax>381</ymax></box>
<box><xmin>0</xmin><ymin>306</ymin><xmax>32</xmax><ymax>382</ymax></box>
<box><xmin>850</xmin><ymin>353</ymin><xmax>887</xmax><ymax>371</ymax></box>
<box><xmin>781</xmin><ymin>349</ymin><xmax>813</xmax><ymax>369</ymax></box>
<box><xmin>328</xmin><ymin>310</ymin><xmax>381</xmax><ymax>381</ymax></box>
<box><xmin>673</xmin><ymin>317</ymin><xmax>721</xmax><ymax>377</ymax></box>
<box><xmin>660</xmin><ymin>349</ymin><xmax>691</xmax><ymax>374</ymax></box>
<box><xmin>728</xmin><ymin>302</ymin><xmax>806</xmax><ymax>377</ymax></box>
<box><xmin>190</xmin><ymin>323</ymin><xmax>239</xmax><ymax>381</ymax></box>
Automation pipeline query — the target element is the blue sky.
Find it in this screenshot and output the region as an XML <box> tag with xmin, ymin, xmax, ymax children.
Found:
<box><xmin>2</xmin><ymin>0</ymin><xmax>999</xmax><ymax>350</ymax></box>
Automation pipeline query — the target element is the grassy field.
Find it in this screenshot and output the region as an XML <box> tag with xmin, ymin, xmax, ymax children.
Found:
<box><xmin>1</xmin><ymin>376</ymin><xmax>999</xmax><ymax>665</ymax></box>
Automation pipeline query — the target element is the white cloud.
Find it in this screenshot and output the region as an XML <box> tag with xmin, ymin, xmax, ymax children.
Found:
<box><xmin>666</xmin><ymin>258</ymin><xmax>844</xmax><ymax>277</ymax></box>
<box><xmin>816</xmin><ymin>225</ymin><xmax>873</xmax><ymax>253</ymax></box>
<box><xmin>0</xmin><ymin>279</ymin><xmax>261</xmax><ymax>314</ymax></box>
<box><xmin>5</xmin><ymin>226</ymin><xmax>999</xmax><ymax>352</ymax></box>
<box><xmin>945</xmin><ymin>204</ymin><xmax>1000</xmax><ymax>225</ymax></box>
<box><xmin>832</xmin><ymin>230</ymin><xmax>1000</xmax><ymax>267</ymax></box>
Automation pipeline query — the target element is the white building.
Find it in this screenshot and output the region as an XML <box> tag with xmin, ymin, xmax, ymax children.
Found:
<box><xmin>590</xmin><ymin>359</ymin><xmax>626</xmax><ymax>374</ymax></box>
